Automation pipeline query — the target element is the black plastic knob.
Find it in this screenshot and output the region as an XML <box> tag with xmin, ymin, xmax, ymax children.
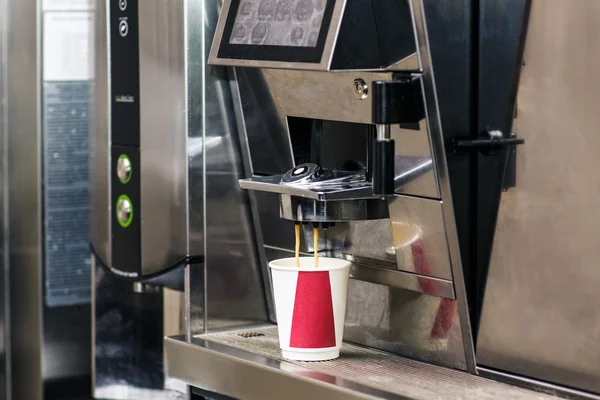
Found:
<box><xmin>373</xmin><ymin>139</ymin><xmax>395</xmax><ymax>196</ymax></box>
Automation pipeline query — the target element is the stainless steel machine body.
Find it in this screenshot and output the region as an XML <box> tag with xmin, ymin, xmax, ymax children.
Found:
<box><xmin>1</xmin><ymin>0</ymin><xmax>93</xmax><ymax>399</ymax></box>
<box><xmin>208</xmin><ymin>0</ymin><xmax>475</xmax><ymax>371</ymax></box>
<box><xmin>91</xmin><ymin>0</ymin><xmax>268</xmax><ymax>397</ymax></box>
<box><xmin>167</xmin><ymin>1</ymin><xmax>495</xmax><ymax>398</ymax></box>
<box><xmin>162</xmin><ymin>0</ymin><xmax>600</xmax><ymax>399</ymax></box>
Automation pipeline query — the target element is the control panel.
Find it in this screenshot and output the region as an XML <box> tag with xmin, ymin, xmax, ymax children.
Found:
<box><xmin>109</xmin><ymin>0</ymin><xmax>141</xmax><ymax>277</ymax></box>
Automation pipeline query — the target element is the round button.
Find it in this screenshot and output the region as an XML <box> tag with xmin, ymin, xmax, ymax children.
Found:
<box><xmin>116</xmin><ymin>195</ymin><xmax>133</xmax><ymax>228</ymax></box>
<box><xmin>117</xmin><ymin>154</ymin><xmax>132</xmax><ymax>183</ymax></box>
<box><xmin>119</xmin><ymin>20</ymin><xmax>129</xmax><ymax>37</ymax></box>
<box><xmin>119</xmin><ymin>0</ymin><xmax>127</xmax><ymax>11</ymax></box>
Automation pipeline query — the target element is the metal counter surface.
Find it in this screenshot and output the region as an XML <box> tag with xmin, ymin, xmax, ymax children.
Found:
<box><xmin>166</xmin><ymin>327</ymin><xmax>559</xmax><ymax>400</ymax></box>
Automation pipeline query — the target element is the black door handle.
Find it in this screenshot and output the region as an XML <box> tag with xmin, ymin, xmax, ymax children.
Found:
<box><xmin>452</xmin><ymin>130</ymin><xmax>524</xmax><ymax>155</ymax></box>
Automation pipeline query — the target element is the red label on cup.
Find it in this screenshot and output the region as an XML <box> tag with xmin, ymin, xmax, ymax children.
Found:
<box><xmin>289</xmin><ymin>271</ymin><xmax>336</xmax><ymax>348</ymax></box>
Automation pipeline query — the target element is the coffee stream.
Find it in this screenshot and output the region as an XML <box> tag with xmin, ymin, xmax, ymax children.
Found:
<box><xmin>295</xmin><ymin>223</ymin><xmax>300</xmax><ymax>268</ymax></box>
<box><xmin>314</xmin><ymin>227</ymin><xmax>319</xmax><ymax>268</ymax></box>
<box><xmin>294</xmin><ymin>223</ymin><xmax>319</xmax><ymax>268</ymax></box>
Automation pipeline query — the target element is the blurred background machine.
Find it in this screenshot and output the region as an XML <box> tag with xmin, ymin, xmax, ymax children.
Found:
<box><xmin>90</xmin><ymin>0</ymin><xmax>266</xmax><ymax>398</ymax></box>
<box><xmin>1</xmin><ymin>0</ymin><xmax>93</xmax><ymax>399</ymax></box>
<box><xmin>165</xmin><ymin>0</ymin><xmax>600</xmax><ymax>399</ymax></box>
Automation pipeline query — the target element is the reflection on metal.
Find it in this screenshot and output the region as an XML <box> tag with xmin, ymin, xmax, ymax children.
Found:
<box><xmin>193</xmin><ymin>0</ymin><xmax>269</xmax><ymax>334</ymax></box>
<box><xmin>93</xmin><ymin>260</ymin><xmax>186</xmax><ymax>400</ymax></box>
<box><xmin>165</xmin><ymin>330</ymin><xmax>559</xmax><ymax>400</ymax></box>
<box><xmin>477</xmin><ymin>0</ymin><xmax>600</xmax><ymax>394</ymax></box>
<box><xmin>345</xmin><ymin>279</ymin><xmax>466</xmax><ymax>369</ymax></box>
<box><xmin>348</xmin><ymin>260</ymin><xmax>455</xmax><ymax>299</ymax></box>
<box><xmin>388</xmin><ymin>195</ymin><xmax>452</xmax><ymax>280</ymax></box>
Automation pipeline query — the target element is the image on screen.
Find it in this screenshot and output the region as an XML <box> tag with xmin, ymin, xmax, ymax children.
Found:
<box><xmin>229</xmin><ymin>0</ymin><xmax>327</xmax><ymax>47</ymax></box>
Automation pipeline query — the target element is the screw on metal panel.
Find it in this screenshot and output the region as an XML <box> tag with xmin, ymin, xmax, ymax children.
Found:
<box><xmin>238</xmin><ymin>332</ymin><xmax>265</xmax><ymax>338</ymax></box>
<box><xmin>353</xmin><ymin>78</ymin><xmax>368</xmax><ymax>100</ymax></box>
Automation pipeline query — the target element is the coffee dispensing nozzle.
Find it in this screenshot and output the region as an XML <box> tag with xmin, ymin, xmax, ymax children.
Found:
<box><xmin>371</xmin><ymin>77</ymin><xmax>425</xmax><ymax>197</ymax></box>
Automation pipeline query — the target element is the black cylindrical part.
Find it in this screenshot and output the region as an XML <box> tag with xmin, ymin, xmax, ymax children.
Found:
<box><xmin>373</xmin><ymin>139</ymin><xmax>395</xmax><ymax>196</ymax></box>
<box><xmin>371</xmin><ymin>78</ymin><xmax>425</xmax><ymax>125</ymax></box>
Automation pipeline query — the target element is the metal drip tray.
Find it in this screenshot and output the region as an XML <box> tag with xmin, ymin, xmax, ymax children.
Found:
<box><xmin>165</xmin><ymin>327</ymin><xmax>557</xmax><ymax>400</ymax></box>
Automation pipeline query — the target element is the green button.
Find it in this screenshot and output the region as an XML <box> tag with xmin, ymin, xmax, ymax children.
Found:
<box><xmin>116</xmin><ymin>194</ymin><xmax>133</xmax><ymax>228</ymax></box>
<box><xmin>117</xmin><ymin>154</ymin><xmax>132</xmax><ymax>184</ymax></box>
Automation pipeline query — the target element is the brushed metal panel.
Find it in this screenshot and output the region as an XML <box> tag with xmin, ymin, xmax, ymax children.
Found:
<box><xmin>90</xmin><ymin>0</ymin><xmax>111</xmax><ymax>265</ymax></box>
<box><xmin>6</xmin><ymin>0</ymin><xmax>43</xmax><ymax>399</ymax></box>
<box><xmin>262</xmin><ymin>69</ymin><xmax>393</xmax><ymax>124</ymax></box>
<box><xmin>477</xmin><ymin>0</ymin><xmax>600</xmax><ymax>394</ymax></box>
<box><xmin>345</xmin><ymin>279</ymin><xmax>466</xmax><ymax>370</ymax></box>
<box><xmin>138</xmin><ymin>0</ymin><xmax>188</xmax><ymax>274</ymax></box>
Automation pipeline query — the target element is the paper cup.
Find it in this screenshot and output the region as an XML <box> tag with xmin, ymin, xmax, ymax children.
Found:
<box><xmin>269</xmin><ymin>257</ymin><xmax>351</xmax><ymax>361</ymax></box>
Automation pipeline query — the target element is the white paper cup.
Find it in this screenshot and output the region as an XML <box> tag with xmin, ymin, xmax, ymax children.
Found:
<box><xmin>269</xmin><ymin>257</ymin><xmax>351</xmax><ymax>361</ymax></box>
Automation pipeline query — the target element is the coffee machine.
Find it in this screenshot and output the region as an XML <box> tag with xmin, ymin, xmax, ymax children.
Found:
<box><xmin>212</xmin><ymin>0</ymin><xmax>476</xmax><ymax>370</ymax></box>
<box><xmin>164</xmin><ymin>0</ymin><xmax>531</xmax><ymax>397</ymax></box>
<box><xmin>167</xmin><ymin>0</ymin><xmax>600</xmax><ymax>399</ymax></box>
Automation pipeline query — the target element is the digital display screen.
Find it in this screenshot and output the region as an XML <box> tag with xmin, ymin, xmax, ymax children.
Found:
<box><xmin>229</xmin><ymin>0</ymin><xmax>327</xmax><ymax>47</ymax></box>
